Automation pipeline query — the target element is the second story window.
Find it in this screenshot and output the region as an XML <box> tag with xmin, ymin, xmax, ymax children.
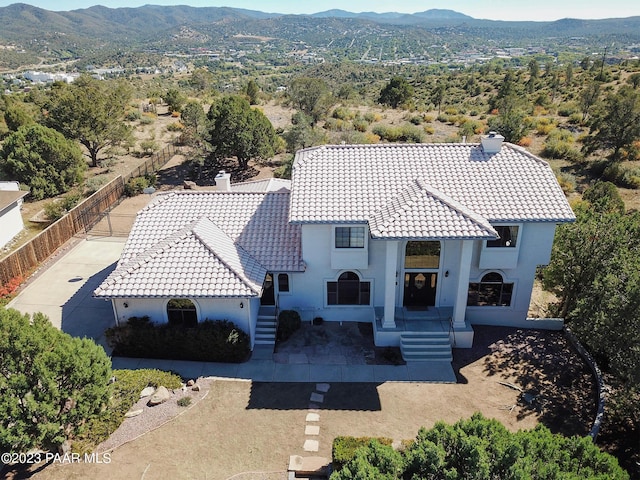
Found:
<box><xmin>335</xmin><ymin>226</ymin><xmax>365</xmax><ymax>248</ymax></box>
<box><xmin>487</xmin><ymin>226</ymin><xmax>519</xmax><ymax>248</ymax></box>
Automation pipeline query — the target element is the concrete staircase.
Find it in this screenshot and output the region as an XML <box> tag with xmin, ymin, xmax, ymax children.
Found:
<box><xmin>400</xmin><ymin>331</ymin><xmax>453</xmax><ymax>362</ymax></box>
<box><xmin>255</xmin><ymin>305</ymin><xmax>278</xmax><ymax>346</ymax></box>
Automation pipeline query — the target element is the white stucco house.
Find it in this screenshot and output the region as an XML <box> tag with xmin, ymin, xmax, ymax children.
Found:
<box><xmin>0</xmin><ymin>182</ymin><xmax>28</xmax><ymax>249</ymax></box>
<box><xmin>94</xmin><ymin>134</ymin><xmax>575</xmax><ymax>360</ymax></box>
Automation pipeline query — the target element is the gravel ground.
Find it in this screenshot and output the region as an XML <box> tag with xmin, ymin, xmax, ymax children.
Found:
<box><xmin>96</xmin><ymin>378</ymin><xmax>214</xmax><ymax>454</ymax></box>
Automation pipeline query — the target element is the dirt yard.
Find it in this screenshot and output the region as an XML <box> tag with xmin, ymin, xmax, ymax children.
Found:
<box><xmin>5</xmin><ymin>326</ymin><xmax>596</xmax><ymax>480</ymax></box>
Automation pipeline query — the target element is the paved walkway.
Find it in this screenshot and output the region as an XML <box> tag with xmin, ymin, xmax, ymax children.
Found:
<box><xmin>8</xmin><ymin>237</ymin><xmax>457</xmax><ymax>383</ymax></box>
<box><xmin>111</xmin><ymin>356</ymin><xmax>456</xmax><ymax>383</ymax></box>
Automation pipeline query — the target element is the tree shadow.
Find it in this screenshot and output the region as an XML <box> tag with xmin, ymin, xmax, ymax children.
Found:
<box><xmin>247</xmin><ymin>382</ymin><xmax>382</xmax><ymax>411</ymax></box>
<box><xmin>454</xmin><ymin>326</ymin><xmax>596</xmax><ymax>437</ymax></box>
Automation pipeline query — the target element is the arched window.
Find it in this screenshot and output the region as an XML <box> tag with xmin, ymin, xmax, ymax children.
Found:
<box><xmin>327</xmin><ymin>271</ymin><xmax>371</xmax><ymax>305</ymax></box>
<box><xmin>405</xmin><ymin>241</ymin><xmax>440</xmax><ymax>269</ymax></box>
<box><xmin>467</xmin><ymin>272</ymin><xmax>514</xmax><ymax>306</ymax></box>
<box><xmin>167</xmin><ymin>298</ymin><xmax>197</xmax><ymax>327</ymax></box>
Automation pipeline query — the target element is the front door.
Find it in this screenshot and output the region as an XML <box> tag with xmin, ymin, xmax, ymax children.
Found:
<box><xmin>260</xmin><ymin>273</ymin><xmax>275</xmax><ymax>305</ymax></box>
<box><xmin>403</xmin><ymin>272</ymin><xmax>437</xmax><ymax>308</ymax></box>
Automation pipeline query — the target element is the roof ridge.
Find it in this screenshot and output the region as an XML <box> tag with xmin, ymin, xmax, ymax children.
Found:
<box><xmin>192</xmin><ymin>217</ymin><xmax>265</xmax><ymax>295</ymax></box>
<box><xmin>368</xmin><ymin>178</ymin><xmax>498</xmax><ymax>239</ymax></box>
<box><xmin>414</xmin><ymin>179</ymin><xmax>496</xmax><ymax>235</ymax></box>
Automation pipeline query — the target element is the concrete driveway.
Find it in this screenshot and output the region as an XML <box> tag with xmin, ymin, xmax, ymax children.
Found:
<box><xmin>7</xmin><ymin>237</ymin><xmax>126</xmax><ymax>351</ymax></box>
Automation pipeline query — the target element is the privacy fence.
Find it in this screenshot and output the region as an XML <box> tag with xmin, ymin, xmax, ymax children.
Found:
<box><xmin>0</xmin><ymin>144</ymin><xmax>180</xmax><ymax>286</ymax></box>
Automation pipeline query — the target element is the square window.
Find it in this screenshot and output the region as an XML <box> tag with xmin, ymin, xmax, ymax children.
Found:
<box><xmin>487</xmin><ymin>226</ymin><xmax>519</xmax><ymax>248</ymax></box>
<box><xmin>335</xmin><ymin>227</ymin><xmax>365</xmax><ymax>248</ymax></box>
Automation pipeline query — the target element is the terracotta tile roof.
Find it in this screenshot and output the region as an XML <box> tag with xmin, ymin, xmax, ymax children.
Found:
<box><xmin>94</xmin><ymin>191</ymin><xmax>303</xmax><ymax>298</ymax></box>
<box><xmin>290</xmin><ymin>143</ymin><xmax>575</xmax><ymax>225</ymax></box>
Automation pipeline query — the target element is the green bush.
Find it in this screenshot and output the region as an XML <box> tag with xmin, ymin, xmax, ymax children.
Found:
<box><xmin>371</xmin><ymin>124</ymin><xmax>423</xmax><ymax>143</ymax></box>
<box><xmin>277</xmin><ymin>309</ymin><xmax>301</xmax><ymax>341</ymax></box>
<box><xmin>106</xmin><ymin>318</ymin><xmax>250</xmax><ymax>363</ymax></box>
<box><xmin>177</xmin><ymin>397</ymin><xmax>192</xmax><ymax>407</ymax></box>
<box><xmin>332</xmin><ymin>436</ymin><xmax>394</xmax><ymax>471</ymax></box>
<box><xmin>333</xmin><ymin>414</ymin><xmax>629</xmax><ymax>480</ymax></box>
<box><xmin>124</xmin><ymin>174</ymin><xmax>157</xmax><ymax>196</ymax></box>
<box><xmin>43</xmin><ymin>193</ymin><xmax>82</xmax><ymax>221</ymax></box>
<box><xmin>542</xmin><ymin>129</ymin><xmax>582</xmax><ymax>162</ymax></box>
<box><xmin>602</xmin><ymin>163</ymin><xmax>640</xmax><ymax>189</ymax></box>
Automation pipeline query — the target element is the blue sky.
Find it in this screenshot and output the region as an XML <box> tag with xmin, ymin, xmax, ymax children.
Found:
<box><xmin>0</xmin><ymin>0</ymin><xmax>638</xmax><ymax>21</ymax></box>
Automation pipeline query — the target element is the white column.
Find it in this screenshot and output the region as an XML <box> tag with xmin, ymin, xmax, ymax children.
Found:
<box><xmin>382</xmin><ymin>241</ymin><xmax>398</xmax><ymax>328</ymax></box>
<box><xmin>452</xmin><ymin>240</ymin><xmax>473</xmax><ymax>329</ymax></box>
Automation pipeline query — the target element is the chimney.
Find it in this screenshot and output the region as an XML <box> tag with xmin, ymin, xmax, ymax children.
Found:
<box><xmin>215</xmin><ymin>170</ymin><xmax>231</xmax><ymax>191</ymax></box>
<box><xmin>481</xmin><ymin>131</ymin><xmax>505</xmax><ymax>154</ymax></box>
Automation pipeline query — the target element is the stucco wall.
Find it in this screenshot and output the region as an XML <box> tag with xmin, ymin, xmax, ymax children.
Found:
<box><xmin>111</xmin><ymin>296</ymin><xmax>256</xmax><ymax>346</ymax></box>
<box><xmin>466</xmin><ymin>222</ymin><xmax>558</xmax><ymax>326</ymax></box>
<box><xmin>0</xmin><ymin>204</ymin><xmax>24</xmax><ymax>249</ymax></box>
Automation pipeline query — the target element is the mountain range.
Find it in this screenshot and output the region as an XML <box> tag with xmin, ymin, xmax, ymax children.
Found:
<box><xmin>1</xmin><ymin>3</ymin><xmax>639</xmax><ymax>70</ymax></box>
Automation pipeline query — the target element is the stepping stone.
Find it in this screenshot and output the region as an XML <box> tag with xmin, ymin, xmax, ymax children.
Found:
<box><xmin>305</xmin><ymin>425</ymin><xmax>320</xmax><ymax>435</ymax></box>
<box><xmin>306</xmin><ymin>413</ymin><xmax>320</xmax><ymax>422</ymax></box>
<box><xmin>303</xmin><ymin>439</ymin><xmax>319</xmax><ymax>452</ymax></box>
<box><xmin>316</xmin><ymin>383</ymin><xmax>330</xmax><ymax>393</ymax></box>
<box><xmin>308</xmin><ymin>403</ymin><xmax>320</xmax><ymax>410</ymax></box>
<box><xmin>288</xmin><ymin>455</ymin><xmax>303</xmax><ymax>471</ymax></box>
<box><xmin>310</xmin><ymin>392</ymin><xmax>324</xmax><ymax>403</ymax></box>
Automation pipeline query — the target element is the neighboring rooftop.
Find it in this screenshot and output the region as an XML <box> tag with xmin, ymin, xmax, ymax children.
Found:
<box><xmin>290</xmin><ymin>143</ymin><xmax>576</xmax><ymax>225</ymax></box>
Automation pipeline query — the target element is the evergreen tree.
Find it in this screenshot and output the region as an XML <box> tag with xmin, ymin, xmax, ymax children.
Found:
<box><xmin>206</xmin><ymin>95</ymin><xmax>278</xmax><ymax>169</ymax></box>
<box><xmin>0</xmin><ymin>309</ymin><xmax>112</xmax><ymax>453</ymax></box>
<box><xmin>0</xmin><ymin>124</ymin><xmax>86</xmax><ymax>199</ymax></box>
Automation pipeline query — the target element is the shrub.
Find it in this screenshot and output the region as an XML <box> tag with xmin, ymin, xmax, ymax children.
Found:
<box><xmin>352</xmin><ymin>119</ymin><xmax>369</xmax><ymax>132</ymax></box>
<box><xmin>125</xmin><ymin>110</ymin><xmax>141</xmax><ymax>121</ymax></box>
<box><xmin>166</xmin><ymin>122</ymin><xmax>184</xmax><ymax>132</ymax></box>
<box><xmin>602</xmin><ymin>163</ymin><xmax>640</xmax><ymax>189</ymax></box>
<box><xmin>139</xmin><ymin>114</ymin><xmax>155</xmax><ymax>125</ymax></box>
<box><xmin>124</xmin><ymin>174</ymin><xmax>156</xmax><ymax>196</ymax></box>
<box><xmin>277</xmin><ymin>309</ymin><xmax>301</xmax><ymax>341</ymax></box>
<box><xmin>0</xmin><ymin>275</ymin><xmax>24</xmax><ymax>305</ymax></box>
<box><xmin>43</xmin><ymin>193</ymin><xmax>82</xmax><ymax>221</ymax></box>
<box><xmin>363</xmin><ymin>112</ymin><xmax>381</xmax><ymax>123</ymax></box>
<box><xmin>84</xmin><ymin>176</ymin><xmax>107</xmax><ymax>195</ymax></box>
<box><xmin>543</xmin><ymin>129</ymin><xmax>582</xmax><ymax>162</ymax></box>
<box><xmin>106</xmin><ymin>318</ymin><xmax>251</xmax><ymax>363</ymax></box>
<box><xmin>177</xmin><ymin>397</ymin><xmax>192</xmax><ymax>407</ymax></box>
<box><xmin>332</xmin><ymin>107</ymin><xmax>356</xmax><ymax>120</ymax></box>
<box><xmin>556</xmin><ymin>171</ymin><xmax>577</xmax><ymax>194</ymax></box>
<box><xmin>332</xmin><ymin>436</ymin><xmax>394</xmax><ymax>471</ymax></box>
<box><xmin>557</xmin><ymin>102</ymin><xmax>579</xmax><ymax>117</ymax></box>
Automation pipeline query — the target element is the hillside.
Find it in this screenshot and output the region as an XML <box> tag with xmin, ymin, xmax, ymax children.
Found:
<box><xmin>1</xmin><ymin>4</ymin><xmax>640</xmax><ymax>71</ymax></box>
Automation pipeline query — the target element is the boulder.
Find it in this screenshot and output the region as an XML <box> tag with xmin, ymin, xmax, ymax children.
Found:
<box><xmin>125</xmin><ymin>409</ymin><xmax>144</xmax><ymax>418</ymax></box>
<box><xmin>192</xmin><ymin>384</ymin><xmax>200</xmax><ymax>392</ymax></box>
<box><xmin>148</xmin><ymin>386</ymin><xmax>171</xmax><ymax>406</ymax></box>
<box><xmin>139</xmin><ymin>386</ymin><xmax>155</xmax><ymax>398</ymax></box>
<box><xmin>186</xmin><ymin>379</ymin><xmax>195</xmax><ymax>387</ymax></box>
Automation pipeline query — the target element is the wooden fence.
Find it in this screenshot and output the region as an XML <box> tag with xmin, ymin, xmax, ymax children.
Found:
<box><xmin>0</xmin><ymin>144</ymin><xmax>180</xmax><ymax>286</ymax></box>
